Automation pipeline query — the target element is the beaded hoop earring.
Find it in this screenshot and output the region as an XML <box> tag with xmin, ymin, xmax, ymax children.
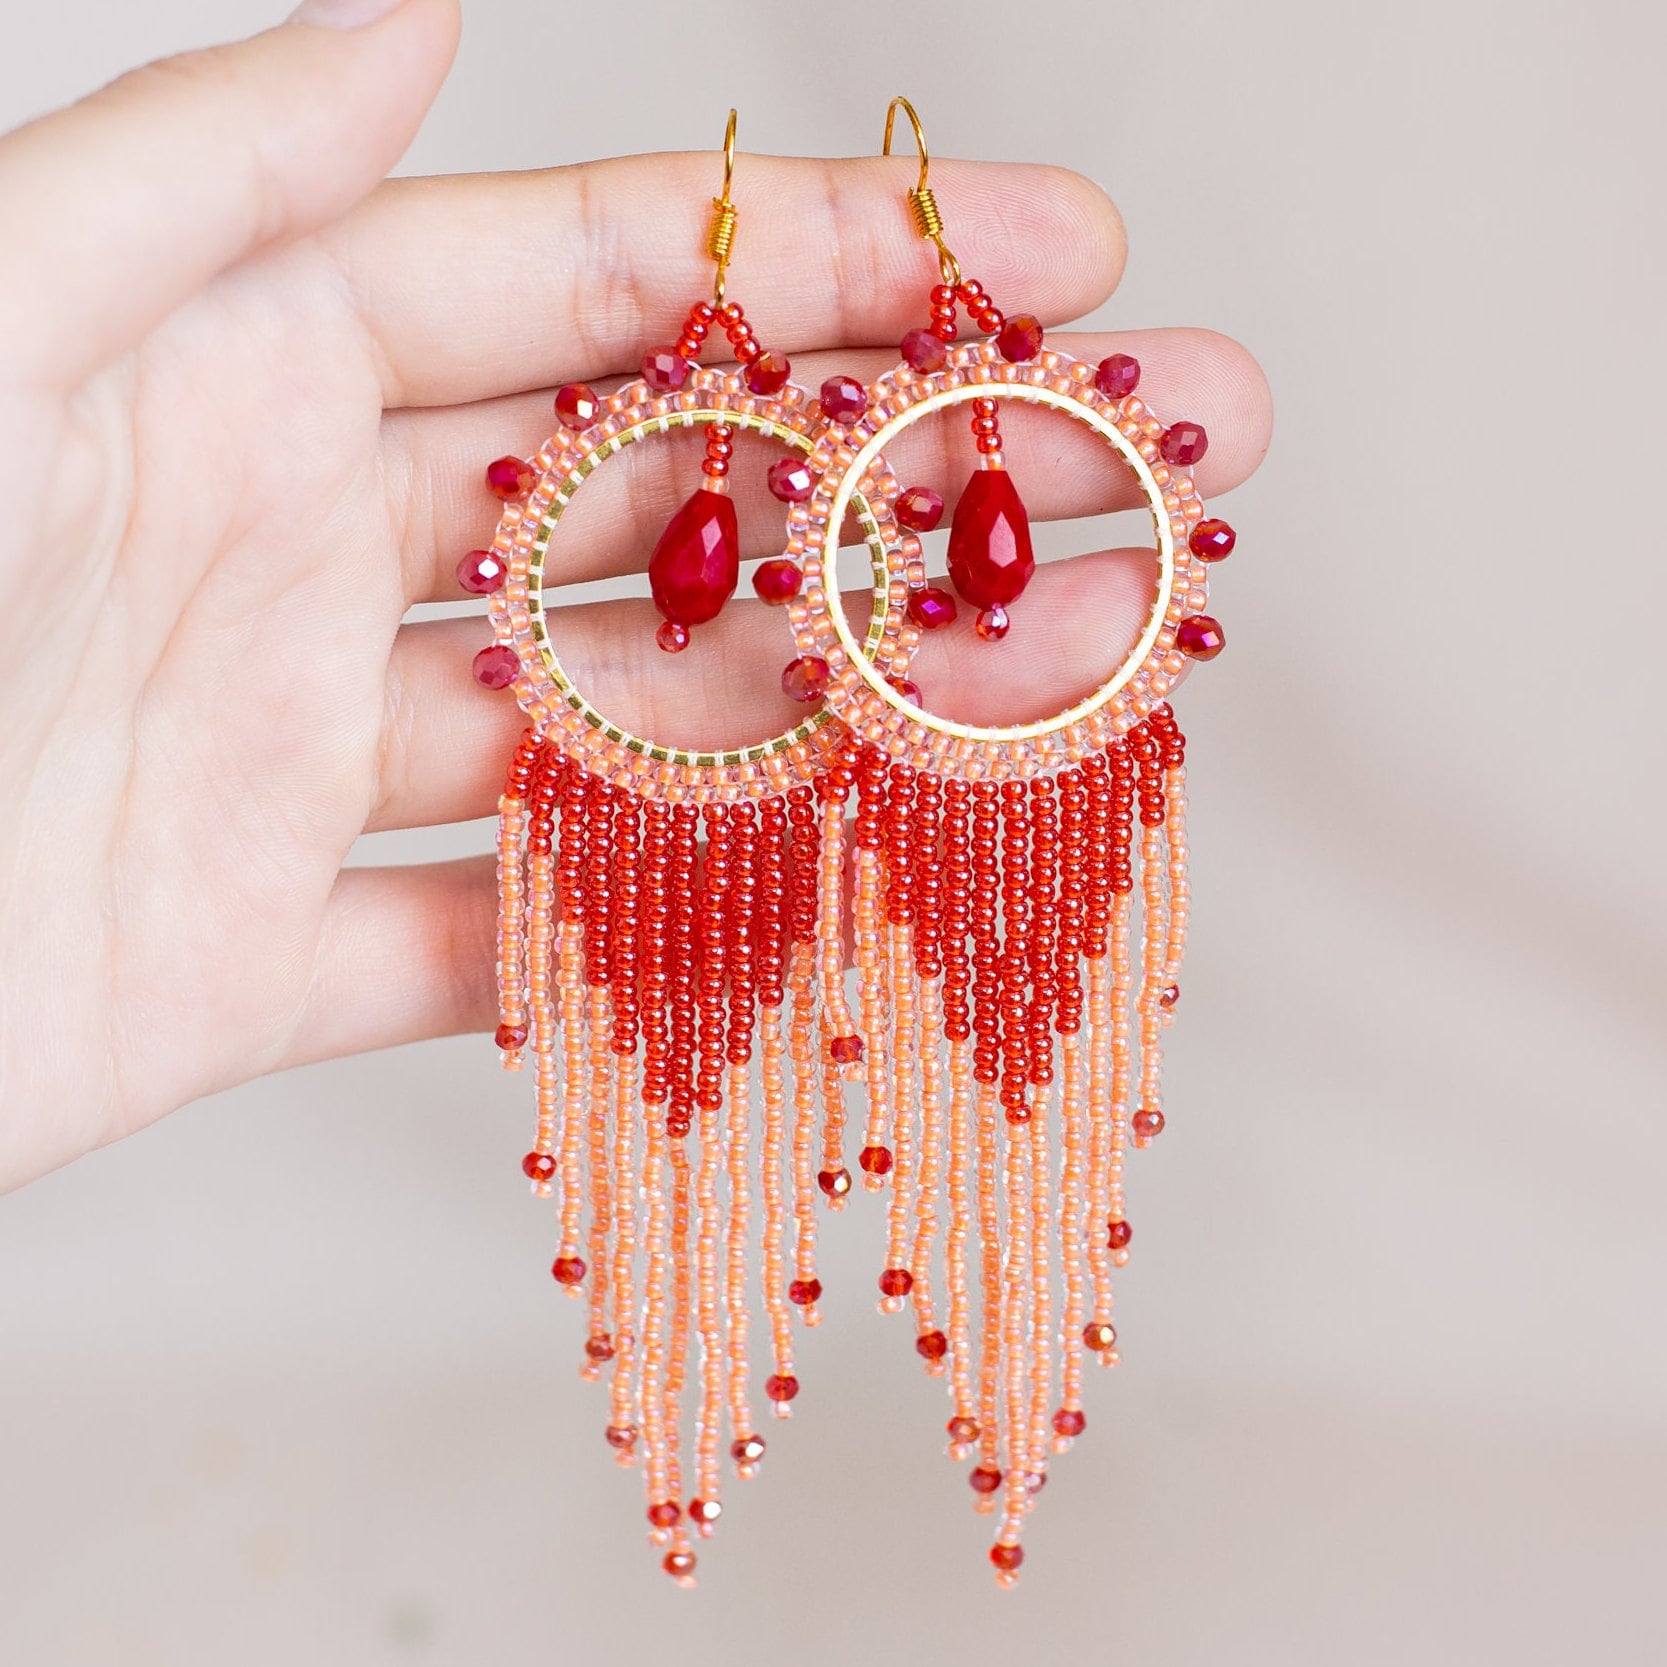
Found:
<box><xmin>467</xmin><ymin>115</ymin><xmax>913</xmax><ymax>1585</ymax></box>
<box><xmin>781</xmin><ymin>98</ymin><xmax>1239</xmax><ymax>1584</ymax></box>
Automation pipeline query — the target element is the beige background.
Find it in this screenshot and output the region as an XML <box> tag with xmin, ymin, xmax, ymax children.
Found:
<box><xmin>3</xmin><ymin>0</ymin><xmax>1664</xmax><ymax>1662</ymax></box>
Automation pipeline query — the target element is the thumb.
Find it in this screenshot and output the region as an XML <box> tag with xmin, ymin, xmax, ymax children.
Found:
<box><xmin>0</xmin><ymin>0</ymin><xmax>460</xmax><ymax>391</ymax></box>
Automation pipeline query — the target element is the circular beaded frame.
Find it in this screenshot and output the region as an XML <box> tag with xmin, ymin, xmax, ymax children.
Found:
<box><xmin>791</xmin><ymin>341</ymin><xmax>1213</xmax><ymax>778</ymax></box>
<box><xmin>485</xmin><ymin>365</ymin><xmax>910</xmax><ymax>801</ymax></box>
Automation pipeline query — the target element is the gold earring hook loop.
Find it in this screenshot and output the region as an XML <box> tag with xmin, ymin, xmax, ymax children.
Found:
<box><xmin>707</xmin><ymin>108</ymin><xmax>740</xmax><ymax>308</ymax></box>
<box><xmin>882</xmin><ymin>96</ymin><xmax>961</xmax><ymax>288</ymax></box>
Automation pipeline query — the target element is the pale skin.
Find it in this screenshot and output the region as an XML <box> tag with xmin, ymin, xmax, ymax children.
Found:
<box><xmin>0</xmin><ymin>0</ymin><xmax>1272</xmax><ymax>1192</ymax></box>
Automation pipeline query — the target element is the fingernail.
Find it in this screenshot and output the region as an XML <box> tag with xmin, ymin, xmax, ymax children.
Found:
<box><xmin>289</xmin><ymin>0</ymin><xmax>406</xmax><ymax>28</ymax></box>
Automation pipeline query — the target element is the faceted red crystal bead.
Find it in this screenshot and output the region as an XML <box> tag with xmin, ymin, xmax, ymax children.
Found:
<box><xmin>908</xmin><ymin>585</ymin><xmax>957</xmax><ymax>631</ymax></box>
<box><xmin>648</xmin><ymin>489</ymin><xmax>739</xmax><ymax>627</ymax></box>
<box><xmin>554</xmin><ymin>382</ymin><xmax>601</xmax><ymax>430</ymax></box>
<box><xmin>457</xmin><ymin>548</ymin><xmax>507</xmax><ymax>595</ymax></box>
<box><xmin>1190</xmin><ymin>518</ymin><xmax>1236</xmax><ymax>561</ymax></box>
<box><xmin>947</xmin><ymin>1416</ymin><xmax>980</xmax><ymax>1444</ymax></box>
<box><xmin>889</xmin><ymin>676</ymin><xmax>924</xmax><ymax>706</ymax></box>
<box><xmin>915</xmin><ymin>1329</ymin><xmax>949</xmax><ymax>1361</ymax></box>
<box><xmin>900</xmin><ymin>327</ymin><xmax>948</xmax><ymax>373</ymax></box>
<box><xmin>817</xmin><ymin>1167</ymin><xmax>852</xmax><ymax>1198</ymax></box>
<box><xmin>895</xmin><ymin>485</ymin><xmax>945</xmax><ymax>532</ymax></box>
<box><xmin>1132</xmin><ymin>1107</ymin><xmax>1166</xmax><ymax>1139</ymax></box>
<box><xmin>996</xmin><ymin>313</ymin><xmax>1043</xmax><ymax>362</ymax></box>
<box><xmin>975</xmin><ymin>604</ymin><xmax>1010</xmax><ymax>642</ymax></box>
<box><xmin>745</xmin><ymin>351</ymin><xmax>792</xmax><ymax>395</ymax></box>
<box><xmin>878</xmin><ymin>1266</ymin><xmax>913</xmax><ymax>1297</ymax></box>
<box><xmin>551</xmin><ymin>1254</ymin><xmax>586</xmax><ymax>1287</ymax></box>
<box><xmin>969</xmin><ymin>1464</ymin><xmax>1003</xmax><ymax>1494</ymax></box>
<box><xmin>947</xmin><ymin>469</ymin><xmax>1035</xmax><ymax>608</ymax></box>
<box><xmin>1159</xmin><ymin>983</ymin><xmax>1181</xmax><ymax>1009</ymax></box>
<box><xmin>1095</xmin><ymin>352</ymin><xmax>1141</xmax><ymax>398</ymax></box>
<box><xmin>656</xmin><ymin>620</ymin><xmax>691</xmax><ymax>654</ymax></box>
<box><xmin>830</xmin><ymin>1034</ymin><xmax>864</xmax><ymax>1065</ymax></box>
<box><xmin>605</xmin><ymin>1423</ymin><xmax>638</xmax><ymax>1451</ymax></box>
<box><xmin>485</xmin><ymin>456</ymin><xmax>534</xmax><ymax>500</ymax></box>
<box><xmin>496</xmin><ymin>1022</ymin><xmax>529</xmax><ymax>1050</ymax></box>
<box><xmin>641</xmin><ymin>347</ymin><xmax>690</xmax><ymax>392</ymax></box>
<box><xmin>585</xmin><ymin>1334</ymin><xmax>615</xmax><ymax>1362</ymax></box>
<box><xmin>861</xmin><ymin>1146</ymin><xmax>896</xmax><ymax>1178</ymax></box>
<box><xmin>730</xmin><ymin>1434</ymin><xmax>767</xmax><ymax>1465</ymax></box>
<box><xmin>766</xmin><ymin>456</ymin><xmax>815</xmax><ymax>502</ymax></box>
<box><xmin>752</xmin><ymin>559</ymin><xmax>803</xmax><ymax>605</ymax></box>
<box><xmin>663</xmin><ymin>1550</ymin><xmax>696</xmax><ymax>1581</ymax></box>
<box><xmin>688</xmin><ymin>1497</ymin><xmax>721</xmax><ymax>1525</ymax></box>
<box><xmin>1053</xmin><ymin>1407</ymin><xmax>1086</xmax><ymax>1438</ymax></box>
<box><xmin>1082</xmin><ymin>1321</ymin><xmax>1117</xmax><ymax>1352</ymax></box>
<box><xmin>521</xmin><ymin>1151</ymin><xmax>555</xmax><ymax>1182</ymax></box>
<box><xmin>472</xmin><ymin>644</ymin><xmax>519</xmax><ymax>689</ymax></box>
<box><xmin>766</xmin><ymin>1373</ymin><xmax>800</xmax><ymax>1403</ymax></box>
<box><xmin>990</xmin><ymin>1543</ymin><xmax>1025</xmax><ymax>1574</ymax></box>
<box><xmin>1176</xmin><ymin>614</ymin><xmax>1225</xmax><ymax>661</ymax></box>
<box><xmin>781</xmin><ymin>655</ymin><xmax>831</xmax><ymax>703</ymax></box>
<box><xmin>1106</xmin><ymin>1219</ymin><xmax>1133</xmax><ymax>1251</ymax></box>
<box><xmin>788</xmin><ymin>1278</ymin><xmax>823</xmax><ymax>1307</ymax></box>
<box><xmin>648</xmin><ymin>1501</ymin><xmax>681</xmax><ymax>1529</ymax></box>
<box><xmin>1160</xmin><ymin>421</ymin><xmax>1209</xmax><ymax>467</ymax></box>
<box><xmin>820</xmin><ymin>374</ymin><xmax>868</xmax><ymax>423</ymax></box>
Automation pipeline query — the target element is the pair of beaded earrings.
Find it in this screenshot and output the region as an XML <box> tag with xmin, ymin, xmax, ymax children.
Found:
<box><xmin>466</xmin><ymin>101</ymin><xmax>1234</xmax><ymax>1587</ymax></box>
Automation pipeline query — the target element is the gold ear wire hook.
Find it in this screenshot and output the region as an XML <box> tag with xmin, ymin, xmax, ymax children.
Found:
<box><xmin>707</xmin><ymin>108</ymin><xmax>740</xmax><ymax>308</ymax></box>
<box><xmin>883</xmin><ymin>96</ymin><xmax>961</xmax><ymax>288</ymax></box>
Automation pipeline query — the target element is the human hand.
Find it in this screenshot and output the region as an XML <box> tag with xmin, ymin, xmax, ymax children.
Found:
<box><xmin>0</xmin><ymin>0</ymin><xmax>1271</xmax><ymax>1191</ymax></box>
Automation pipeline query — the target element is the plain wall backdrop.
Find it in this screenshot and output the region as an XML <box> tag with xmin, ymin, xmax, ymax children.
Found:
<box><xmin>2</xmin><ymin>1</ymin><xmax>1663</xmax><ymax>1662</ymax></box>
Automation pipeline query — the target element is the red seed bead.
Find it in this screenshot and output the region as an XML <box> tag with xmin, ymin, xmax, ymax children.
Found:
<box><xmin>730</xmin><ymin>1434</ymin><xmax>766</xmax><ymax>1465</ymax></box>
<box><xmin>766</xmin><ymin>456</ymin><xmax>815</xmax><ymax>502</ymax></box>
<box><xmin>642</xmin><ymin>347</ymin><xmax>690</xmax><ymax>392</ymax></box>
<box><xmin>1160</xmin><ymin>421</ymin><xmax>1209</xmax><ymax>466</ymax></box>
<box><xmin>820</xmin><ymin>374</ymin><xmax>868</xmax><ymax>423</ymax></box>
<box><xmin>1107</xmin><ymin>1219</ymin><xmax>1133</xmax><ymax>1250</ymax></box>
<box><xmin>908</xmin><ymin>586</ymin><xmax>958</xmax><ymax>631</ymax></box>
<box><xmin>990</xmin><ymin>1544</ymin><xmax>1025</xmax><ymax>1574</ymax></box>
<box><xmin>781</xmin><ymin>656</ymin><xmax>831</xmax><ymax>702</ymax></box>
<box><xmin>752</xmin><ymin>559</ymin><xmax>803</xmax><ymax>604</ymax></box>
<box><xmin>915</xmin><ymin>1329</ymin><xmax>948</xmax><ymax>1362</ymax></box>
<box><xmin>895</xmin><ymin>485</ymin><xmax>945</xmax><ymax>532</ymax></box>
<box><xmin>485</xmin><ymin>456</ymin><xmax>534</xmax><ymax>500</ymax></box>
<box><xmin>457</xmin><ymin>548</ymin><xmax>507</xmax><ymax>595</ymax></box>
<box><xmin>996</xmin><ymin>313</ymin><xmax>1044</xmax><ymax>362</ymax></box>
<box><xmin>605</xmin><ymin>1423</ymin><xmax>637</xmax><ymax>1450</ymax></box>
<box><xmin>1095</xmin><ymin>353</ymin><xmax>1141</xmax><ymax>399</ymax></box>
<box><xmin>745</xmin><ymin>351</ymin><xmax>792</xmax><ymax>395</ymax></box>
<box><xmin>472</xmin><ymin>644</ymin><xmax>519</xmax><ymax>689</ymax></box>
<box><xmin>662</xmin><ymin>1550</ymin><xmax>696</xmax><ymax>1581</ymax></box>
<box><xmin>817</xmin><ymin>1167</ymin><xmax>852</xmax><ymax>1199</ymax></box>
<box><xmin>1082</xmin><ymin>1320</ymin><xmax>1117</xmax><ymax>1352</ymax></box>
<box><xmin>521</xmin><ymin>1151</ymin><xmax>555</xmax><ymax>1182</ymax></box>
<box><xmin>1133</xmin><ymin>1107</ymin><xmax>1166</xmax><ymax>1139</ymax></box>
<box><xmin>788</xmin><ymin>1278</ymin><xmax>822</xmax><ymax>1306</ymax></box>
<box><xmin>554</xmin><ymin>382</ymin><xmax>601</xmax><ymax>429</ymax></box>
<box><xmin>878</xmin><ymin>1266</ymin><xmax>913</xmax><ymax>1297</ymax></box>
<box><xmin>975</xmin><ymin>604</ymin><xmax>1010</xmax><ymax>641</ymax></box>
<box><xmin>969</xmin><ymin>1464</ymin><xmax>1003</xmax><ymax>1494</ymax></box>
<box><xmin>1190</xmin><ymin>518</ymin><xmax>1236</xmax><ymax>561</ymax></box>
<box><xmin>656</xmin><ymin>620</ymin><xmax>691</xmax><ymax>654</ymax></box>
<box><xmin>688</xmin><ymin>1497</ymin><xmax>721</xmax><ymax>1525</ymax></box>
<box><xmin>1176</xmin><ymin>614</ymin><xmax>1225</xmax><ymax>661</ymax></box>
<box><xmin>648</xmin><ymin>1500</ymin><xmax>681</xmax><ymax>1528</ymax></box>
<box><xmin>829</xmin><ymin>1034</ymin><xmax>863</xmax><ymax>1065</ymax></box>
<box><xmin>900</xmin><ymin>327</ymin><xmax>948</xmax><ymax>373</ymax></box>
<box><xmin>766</xmin><ymin>1373</ymin><xmax>800</xmax><ymax>1403</ymax></box>
<box><xmin>551</xmin><ymin>1255</ymin><xmax>586</xmax><ymax>1286</ymax></box>
<box><xmin>947</xmin><ymin>1416</ymin><xmax>980</xmax><ymax>1444</ymax></box>
<box><xmin>1053</xmin><ymin>1408</ymin><xmax>1086</xmax><ymax>1438</ymax></box>
<box><xmin>496</xmin><ymin>1022</ymin><xmax>529</xmax><ymax>1050</ymax></box>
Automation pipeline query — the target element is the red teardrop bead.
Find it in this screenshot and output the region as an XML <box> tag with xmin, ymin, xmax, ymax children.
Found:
<box><xmin>946</xmin><ymin>469</ymin><xmax>1035</xmax><ymax>608</ymax></box>
<box><xmin>648</xmin><ymin>489</ymin><xmax>739</xmax><ymax>627</ymax></box>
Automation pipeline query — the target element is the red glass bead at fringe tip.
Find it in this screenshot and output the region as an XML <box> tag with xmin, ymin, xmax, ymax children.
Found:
<box><xmin>521</xmin><ymin>1151</ymin><xmax>555</xmax><ymax>1183</ymax></box>
<box><xmin>485</xmin><ymin>455</ymin><xmax>534</xmax><ymax>500</ymax></box>
<box><xmin>1082</xmin><ymin>1321</ymin><xmax>1117</xmax><ymax>1351</ymax></box>
<box><xmin>1095</xmin><ymin>352</ymin><xmax>1141</xmax><ymax>398</ymax></box>
<box><xmin>731</xmin><ymin>1435</ymin><xmax>767</xmax><ymax>1465</ymax></box>
<box><xmin>1160</xmin><ymin>420</ymin><xmax>1209</xmax><ymax>466</ymax></box>
<box><xmin>968</xmin><ymin>1464</ymin><xmax>1003</xmax><ymax>1494</ymax></box>
<box><xmin>688</xmin><ymin>1497</ymin><xmax>721</xmax><ymax>1526</ymax></box>
<box><xmin>766</xmin><ymin>1373</ymin><xmax>800</xmax><ymax>1403</ymax></box>
<box><xmin>641</xmin><ymin>347</ymin><xmax>690</xmax><ymax>392</ymax></box>
<box><xmin>648</xmin><ymin>1501</ymin><xmax>681</xmax><ymax>1529</ymax></box>
<box><xmin>819</xmin><ymin>374</ymin><xmax>868</xmax><ymax>423</ymax></box>
<box><xmin>817</xmin><ymin>1167</ymin><xmax>852</xmax><ymax>1198</ymax></box>
<box><xmin>781</xmin><ymin>655</ymin><xmax>831</xmax><ymax>703</ymax></box>
<box><xmin>495</xmin><ymin>1022</ymin><xmax>528</xmax><ymax>1050</ymax></box>
<box><xmin>751</xmin><ymin>559</ymin><xmax>803</xmax><ymax>605</ymax></box>
<box><xmin>1159</xmin><ymin>984</ymin><xmax>1181</xmax><ymax>1009</ymax></box>
<box><xmin>663</xmin><ymin>1551</ymin><xmax>696</xmax><ymax>1582</ymax></box>
<box><xmin>878</xmin><ymin>1267</ymin><xmax>913</xmax><ymax>1297</ymax></box>
<box><xmin>604</xmin><ymin>1424</ymin><xmax>637</xmax><ymax>1451</ymax></box>
<box><xmin>648</xmin><ymin>490</ymin><xmax>739</xmax><ymax>628</ymax></box>
<box><xmin>1106</xmin><ymin>1219</ymin><xmax>1133</xmax><ymax>1250</ymax></box>
<box><xmin>551</xmin><ymin>1255</ymin><xmax>586</xmax><ymax>1286</ymax></box>
<box><xmin>554</xmin><ymin>381</ymin><xmax>600</xmax><ymax>430</ymax></box>
<box><xmin>895</xmin><ymin>484</ymin><xmax>945</xmax><ymax>532</ymax></box>
<box><xmin>860</xmin><ymin>1144</ymin><xmax>894</xmax><ymax>1177</ymax></box>
<box><xmin>996</xmin><ymin>312</ymin><xmax>1044</xmax><ymax>362</ymax></box>
<box><xmin>947</xmin><ymin>469</ymin><xmax>1035</xmax><ymax>608</ymax></box>
<box><xmin>1176</xmin><ymin>614</ymin><xmax>1226</xmax><ymax>661</ymax></box>
<box><xmin>1053</xmin><ymin>1408</ymin><xmax>1086</xmax><ymax>1438</ymax></box>
<box><xmin>947</xmin><ymin>1416</ymin><xmax>980</xmax><ymax>1444</ymax></box>
<box><xmin>975</xmin><ymin>604</ymin><xmax>1010</xmax><ymax>642</ymax></box>
<box><xmin>1190</xmin><ymin>518</ymin><xmax>1236</xmax><ymax>561</ymax></box>
<box><xmin>1133</xmin><ymin>1107</ymin><xmax>1166</xmax><ymax>1140</ymax></box>
<box><xmin>656</xmin><ymin>620</ymin><xmax>691</xmax><ymax>654</ymax></box>
<box><xmin>766</xmin><ymin>455</ymin><xmax>815</xmax><ymax>503</ymax></box>
<box><xmin>585</xmin><ymin>1335</ymin><xmax>615</xmax><ymax>1362</ymax></box>
<box><xmin>788</xmin><ymin>1278</ymin><xmax>822</xmax><ymax>1306</ymax></box>
<box><xmin>472</xmin><ymin>644</ymin><xmax>519</xmax><ymax>689</ymax></box>
<box><xmin>457</xmin><ymin>548</ymin><xmax>506</xmax><ymax>595</ymax></box>
<box><xmin>990</xmin><ymin>1544</ymin><xmax>1025</xmax><ymax>1574</ymax></box>
<box><xmin>900</xmin><ymin>326</ymin><xmax>948</xmax><ymax>373</ymax></box>
<box><xmin>745</xmin><ymin>350</ymin><xmax>792</xmax><ymax>396</ymax></box>
<box><xmin>915</xmin><ymin>1329</ymin><xmax>948</xmax><ymax>1362</ymax></box>
<box><xmin>908</xmin><ymin>585</ymin><xmax>958</xmax><ymax>631</ymax></box>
